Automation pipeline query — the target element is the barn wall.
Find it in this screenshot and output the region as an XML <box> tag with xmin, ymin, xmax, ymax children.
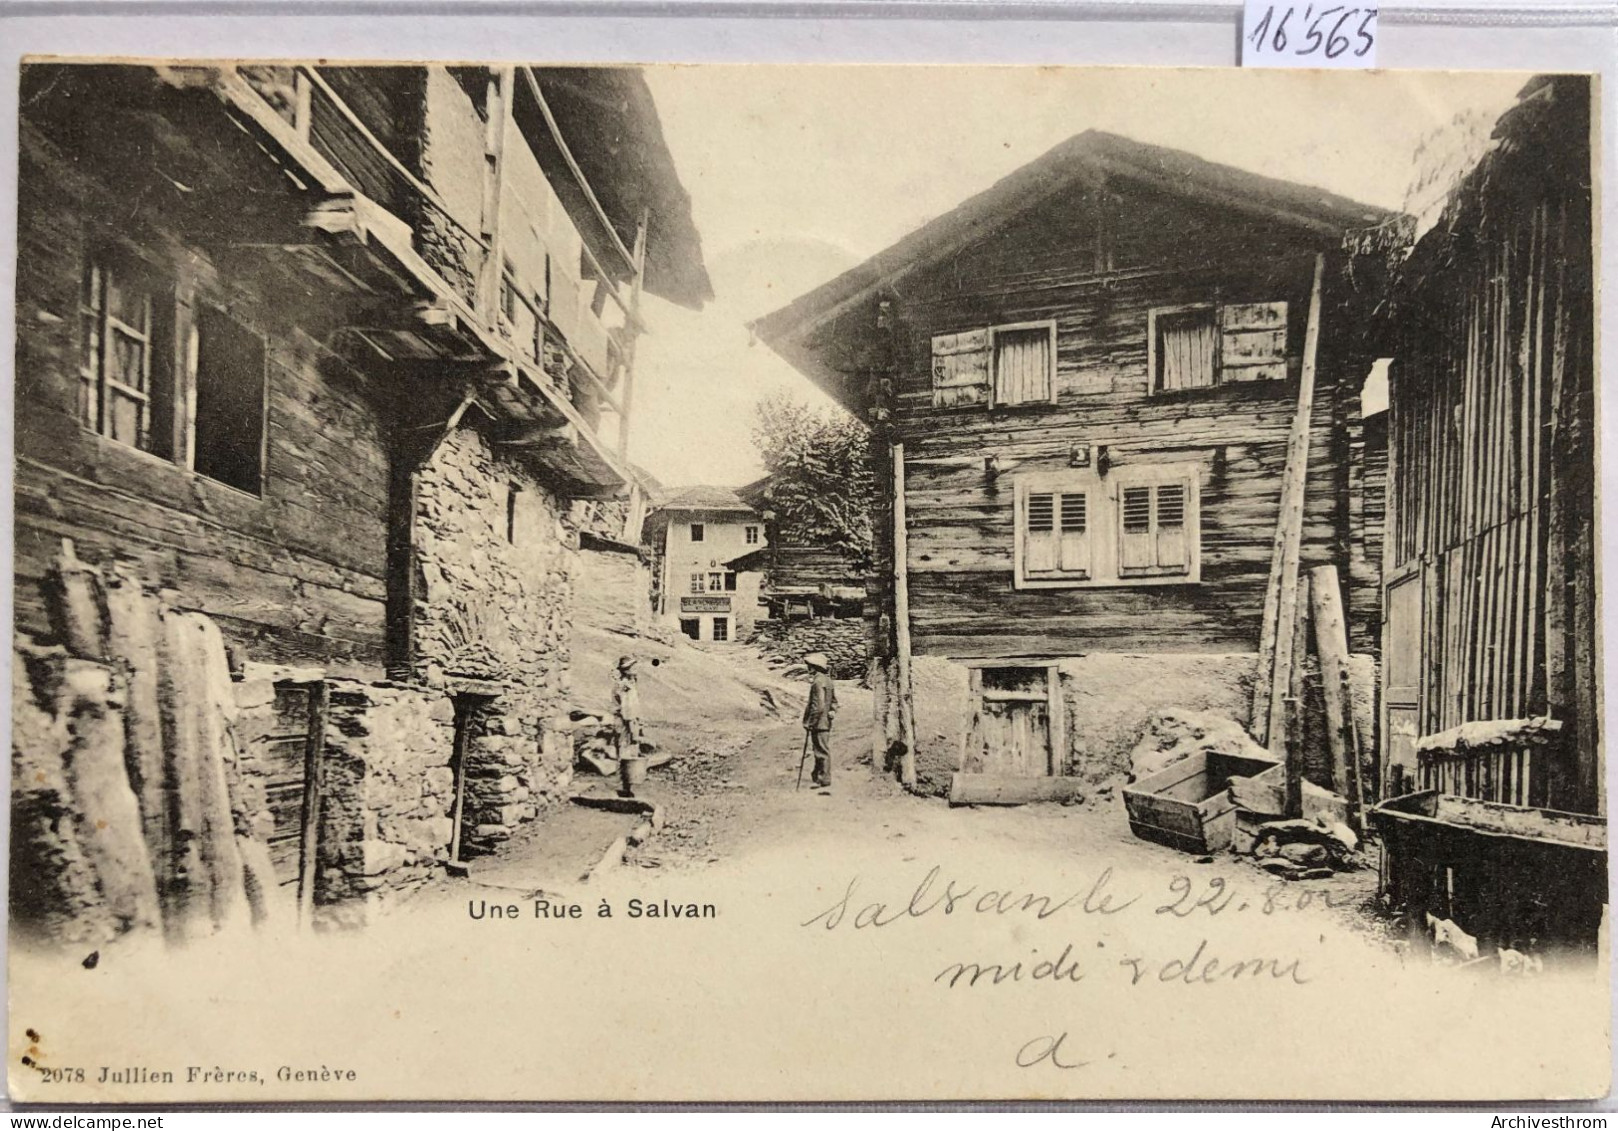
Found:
<box><xmin>1384</xmin><ymin>76</ymin><xmax>1597</xmax><ymax>813</ymax></box>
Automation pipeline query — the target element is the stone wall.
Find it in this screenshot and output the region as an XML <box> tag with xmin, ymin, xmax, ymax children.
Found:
<box><xmin>751</xmin><ymin>617</ymin><xmax>867</xmax><ymax>681</ymax></box>
<box><xmin>411</xmin><ymin>425</ymin><xmax>577</xmax><ymax>853</ymax></box>
<box><xmin>314</xmin><ymin>680</ymin><xmax>457</xmax><ymax>928</ymax></box>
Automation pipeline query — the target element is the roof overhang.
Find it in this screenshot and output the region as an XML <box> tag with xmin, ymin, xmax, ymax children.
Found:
<box><xmin>753</xmin><ymin>130</ymin><xmax>1400</xmax><ymax>412</ymax></box>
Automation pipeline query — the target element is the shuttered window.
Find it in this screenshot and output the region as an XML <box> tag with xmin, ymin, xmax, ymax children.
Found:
<box><xmin>1016</xmin><ymin>467</ymin><xmax>1199</xmax><ymax>587</ymax></box>
<box><xmin>1151</xmin><ymin>301</ymin><xmax>1288</xmax><ymax>392</ymax></box>
<box><xmin>1119</xmin><ymin>481</ymin><xmax>1192</xmax><ymax>577</ymax></box>
<box><xmin>933</xmin><ymin>322</ymin><xmax>1057</xmax><ymax>409</ymax></box>
<box><xmin>1020</xmin><ymin>488</ymin><xmax>1091</xmax><ymax>581</ymax></box>
<box><xmin>993</xmin><ymin>325</ymin><xmax>1054</xmax><ymax>405</ymax></box>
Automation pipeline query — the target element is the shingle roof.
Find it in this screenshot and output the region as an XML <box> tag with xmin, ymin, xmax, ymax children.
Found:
<box><xmin>753</xmin><ymin>129</ymin><xmax>1394</xmax><ymax>374</ymax></box>
<box><xmin>652</xmin><ymin>485</ymin><xmax>756</xmax><ymax>514</ymax></box>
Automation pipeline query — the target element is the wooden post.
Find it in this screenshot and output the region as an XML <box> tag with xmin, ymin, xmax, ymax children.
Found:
<box><xmin>297</xmin><ymin>680</ymin><xmax>329</xmax><ymax>930</ymax></box>
<box><xmin>1253</xmin><ymin>251</ymin><xmax>1326</xmax><ymax>750</ymax></box>
<box><xmin>893</xmin><ymin>442</ymin><xmax>917</xmax><ymax>789</ymax></box>
<box><xmin>617</xmin><ymin>210</ymin><xmax>649</xmax><ymax>458</ymax></box>
<box><xmin>476</xmin><ymin>66</ymin><xmax>515</xmax><ymax>325</ymax></box>
<box><xmin>1284</xmin><ymin>573</ymin><xmax>1311</xmax><ymax>819</ymax></box>
<box><xmin>1341</xmin><ymin>667</ymin><xmax>1367</xmax><ymax>831</ymax></box>
<box><xmin>1308</xmin><ymin>564</ymin><xmax>1353</xmax><ymax>795</ymax></box>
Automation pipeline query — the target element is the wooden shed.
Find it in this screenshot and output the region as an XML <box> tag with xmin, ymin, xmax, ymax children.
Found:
<box><xmin>755</xmin><ymin>131</ymin><xmax>1394</xmax><ymax>797</ymax></box>
<box><xmin>1378</xmin><ymin>75</ymin><xmax>1598</xmax><ymax>818</ymax></box>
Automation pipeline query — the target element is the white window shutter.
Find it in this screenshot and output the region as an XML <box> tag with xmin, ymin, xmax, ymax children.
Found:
<box><xmin>1154</xmin><ymin>483</ymin><xmax>1189</xmax><ymax>571</ymax></box>
<box><xmin>931</xmin><ymin>329</ymin><xmax>991</xmax><ymax>407</ymax></box>
<box><xmin>1058</xmin><ymin>491</ymin><xmax>1091</xmax><ymax>576</ymax></box>
<box><xmin>1024</xmin><ymin>491</ymin><xmax>1057</xmax><ymax>573</ymax></box>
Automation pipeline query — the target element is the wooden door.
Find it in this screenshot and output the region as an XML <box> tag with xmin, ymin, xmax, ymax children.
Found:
<box><xmin>1382</xmin><ymin>569</ymin><xmax>1424</xmax><ymax>798</ymax></box>
<box><xmin>968</xmin><ymin>666</ymin><xmax>1057</xmax><ymax>777</ymax></box>
<box><xmin>979</xmin><ymin>699</ymin><xmax>1051</xmax><ymax>776</ymax></box>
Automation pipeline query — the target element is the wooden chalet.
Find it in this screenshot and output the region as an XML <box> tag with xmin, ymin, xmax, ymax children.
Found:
<box><xmin>1369</xmin><ymin>76</ymin><xmax>1601</xmax><ymax>952</ymax></box>
<box><xmin>13</xmin><ymin>62</ymin><xmax>708</xmax><ymax>935</ymax></box>
<box><xmin>755</xmin><ymin>131</ymin><xmax>1393</xmax><ymax>797</ymax></box>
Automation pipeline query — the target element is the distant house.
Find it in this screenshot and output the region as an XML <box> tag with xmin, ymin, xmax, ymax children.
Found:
<box><xmin>11</xmin><ymin>62</ymin><xmax>708</xmax><ymax>939</ymax></box>
<box><xmin>643</xmin><ymin>486</ymin><xmax>765</xmax><ymax>643</ymax></box>
<box><xmin>724</xmin><ymin>475</ymin><xmax>868</xmax><ymax>678</ymax></box>
<box><xmin>755</xmin><ymin>131</ymin><xmax>1391</xmax><ymax>795</ymax></box>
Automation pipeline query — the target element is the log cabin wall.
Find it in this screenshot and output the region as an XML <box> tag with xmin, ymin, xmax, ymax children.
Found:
<box><xmin>1382</xmin><ymin>76</ymin><xmax>1597</xmax><ymax>815</ymax></box>
<box><xmin>888</xmin><ymin>184</ymin><xmax>1369</xmax><ymax>661</ymax></box>
<box><xmin>818</xmin><ymin>180</ymin><xmax>1386</xmax><ymax>790</ymax></box>
<box><xmin>14</xmin><ymin>117</ymin><xmax>393</xmax><ymax>679</ymax></box>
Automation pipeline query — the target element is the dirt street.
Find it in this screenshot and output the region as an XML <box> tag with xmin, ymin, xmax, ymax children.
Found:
<box><xmin>423</xmin><ymin>639</ymin><xmax>1392</xmax><ymax>957</ymax></box>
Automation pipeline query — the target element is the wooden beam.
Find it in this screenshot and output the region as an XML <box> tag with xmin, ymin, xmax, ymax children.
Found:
<box><xmin>948</xmin><ymin>773</ymin><xmax>1088</xmax><ymax>807</ymax></box>
<box><xmin>893</xmin><ymin>442</ymin><xmax>917</xmax><ymax>789</ymax></box>
<box><xmin>1285</xmin><ymin>573</ymin><xmax>1311</xmax><ymax>819</ymax></box>
<box><xmin>617</xmin><ymin>210</ymin><xmax>649</xmax><ymax>458</ymax></box>
<box><xmin>518</xmin><ymin>67</ymin><xmax>637</xmax><ymax>273</ymax></box>
<box><xmin>1253</xmin><ymin>251</ymin><xmax>1326</xmax><ymax>750</ymax></box>
<box><xmin>1309</xmin><ymin>564</ymin><xmax>1353</xmax><ymax>795</ymax></box>
<box><xmin>296</xmin><ymin>679</ymin><xmax>329</xmax><ymax>930</ymax></box>
<box><xmin>302</xmin><ymin>67</ymin><xmax>490</xmax><ymax>255</ymax></box>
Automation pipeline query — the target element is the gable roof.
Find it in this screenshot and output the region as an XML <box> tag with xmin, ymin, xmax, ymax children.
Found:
<box><xmin>651</xmin><ymin>484</ymin><xmax>756</xmax><ymax>514</ymax></box>
<box><xmin>752</xmin><ymin>130</ymin><xmax>1393</xmax><ymax>375</ymax></box>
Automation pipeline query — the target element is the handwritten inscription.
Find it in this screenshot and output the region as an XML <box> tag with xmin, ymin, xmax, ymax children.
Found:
<box><xmin>801</xmin><ymin>865</ymin><xmax>1330</xmax><ymax>1073</ymax></box>
<box><xmin>1243</xmin><ymin>3</ymin><xmax>1378</xmax><ymax>68</ymax></box>
<box><xmin>802</xmin><ymin>865</ymin><xmax>1136</xmax><ymax>930</ymax></box>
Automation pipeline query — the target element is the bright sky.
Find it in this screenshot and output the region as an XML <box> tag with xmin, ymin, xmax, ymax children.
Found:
<box><xmin>626</xmin><ymin>65</ymin><xmax>1528</xmax><ymax>488</ymax></box>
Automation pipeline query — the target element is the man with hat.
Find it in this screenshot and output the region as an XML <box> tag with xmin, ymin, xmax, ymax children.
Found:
<box><xmin>802</xmin><ymin>652</ymin><xmax>838</xmax><ymax>790</ymax></box>
<box><xmin>614</xmin><ymin>655</ymin><xmax>645</xmax><ymax>795</ymax></box>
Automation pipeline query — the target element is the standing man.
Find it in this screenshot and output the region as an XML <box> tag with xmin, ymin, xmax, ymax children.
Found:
<box><xmin>802</xmin><ymin>652</ymin><xmax>838</xmax><ymax>791</ymax></box>
<box><xmin>614</xmin><ymin>655</ymin><xmax>646</xmax><ymax>797</ymax></box>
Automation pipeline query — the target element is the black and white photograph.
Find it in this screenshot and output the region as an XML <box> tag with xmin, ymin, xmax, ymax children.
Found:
<box><xmin>6</xmin><ymin>57</ymin><xmax>1605</xmax><ymax>1103</ymax></box>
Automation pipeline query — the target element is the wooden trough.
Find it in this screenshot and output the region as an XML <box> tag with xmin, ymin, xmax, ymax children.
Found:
<box><xmin>1123</xmin><ymin>751</ymin><xmax>1280</xmax><ymax>854</ymax></box>
<box><xmin>1370</xmin><ymin>790</ymin><xmax>1607</xmax><ymax>953</ymax></box>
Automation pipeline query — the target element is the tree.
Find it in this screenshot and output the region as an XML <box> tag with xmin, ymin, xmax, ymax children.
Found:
<box><xmin>750</xmin><ymin>393</ymin><xmax>874</xmax><ymax>570</ymax></box>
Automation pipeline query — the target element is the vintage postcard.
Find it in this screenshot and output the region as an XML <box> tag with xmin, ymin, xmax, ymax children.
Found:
<box><xmin>8</xmin><ymin>60</ymin><xmax>1606</xmax><ymax>1103</ymax></box>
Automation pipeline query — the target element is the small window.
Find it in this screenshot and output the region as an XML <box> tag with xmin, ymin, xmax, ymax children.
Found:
<box><xmin>690</xmin><ymin>523</ymin><xmax>705</xmax><ymax>543</ymax></box>
<box><xmin>192</xmin><ymin>305</ymin><xmax>266</xmax><ymax>495</ymax></box>
<box><xmin>505</xmin><ymin>483</ymin><xmax>520</xmax><ymax>544</ymax></box>
<box><xmin>1150</xmin><ymin>301</ymin><xmax>1289</xmax><ymax>392</ymax></box>
<box><xmin>689</xmin><ymin>573</ymin><xmax>704</xmax><ymax>595</ymax></box>
<box><xmin>708</xmin><ymin>571</ymin><xmax>725</xmax><ymax>592</ymax></box>
<box><xmin>723</xmin><ymin>571</ymin><xmax>738</xmax><ymax>592</ymax></box>
<box><xmin>678</xmin><ymin>618</ymin><xmax>700</xmax><ymax>640</ymax></box>
<box><xmin>993</xmin><ymin>323</ymin><xmax>1055</xmax><ymax>406</ymax></box>
<box><xmin>745</xmin><ymin>525</ymin><xmax>759</xmax><ymax>545</ymax></box>
<box><xmin>80</xmin><ymin>257</ymin><xmax>168</xmax><ymax>456</ymax></box>
<box><xmin>712</xmin><ymin>617</ymin><xmax>730</xmax><ymax>643</ymax></box>
<box><xmin>1152</xmin><ymin>306</ymin><xmax>1217</xmax><ymax>391</ymax></box>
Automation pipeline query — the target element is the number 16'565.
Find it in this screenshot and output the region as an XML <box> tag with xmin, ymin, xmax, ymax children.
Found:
<box><xmin>1248</xmin><ymin>5</ymin><xmax>1378</xmax><ymax>60</ymax></box>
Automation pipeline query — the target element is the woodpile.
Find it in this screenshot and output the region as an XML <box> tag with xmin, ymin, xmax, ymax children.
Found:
<box><xmin>11</xmin><ymin>540</ymin><xmax>281</xmax><ymax>949</ymax></box>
